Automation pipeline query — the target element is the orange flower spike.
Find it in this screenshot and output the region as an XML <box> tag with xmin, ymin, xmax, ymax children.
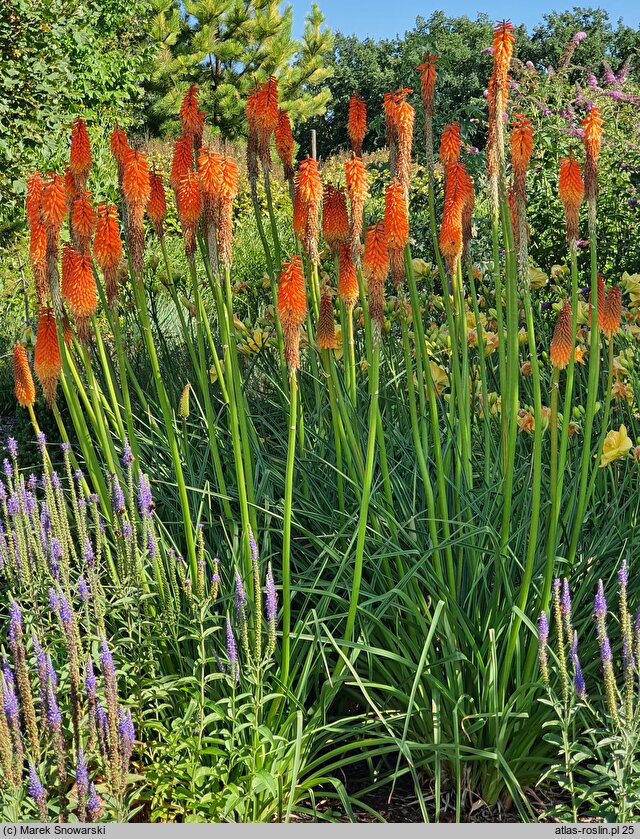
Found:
<box><xmin>316</xmin><ymin>291</ymin><xmax>336</xmax><ymax>350</ymax></box>
<box><xmin>69</xmin><ymin>118</ymin><xmax>92</xmax><ymax>179</ymax></box>
<box><xmin>348</xmin><ymin>93</ymin><xmax>367</xmax><ymax>156</ymax></box>
<box><xmin>177</xmin><ymin>172</ymin><xmax>202</xmax><ymax>228</ymax></box>
<box><xmin>338</xmin><ymin>244</ymin><xmax>359</xmax><ymax>310</ymax></box>
<box><xmin>602</xmin><ymin>287</ymin><xmax>621</xmax><ymax>339</ymax></box>
<box><xmin>492</xmin><ymin>20</ymin><xmax>516</xmax><ymax>92</ymax></box>
<box><xmin>40</xmin><ymin>174</ymin><xmax>67</xmax><ymax>233</ymax></box>
<box><xmin>322</xmin><ymin>185</ymin><xmax>349</xmax><ymax>253</ymax></box>
<box><xmin>582</xmin><ymin>107</ymin><xmax>604</xmax><ymax>163</ymax></box>
<box><xmin>94</xmin><ymin>203</ymin><xmax>124</xmax><ymax>305</ymax></box>
<box><xmin>344</xmin><ymin>155</ymin><xmax>369</xmax><ymax>206</ymax></box>
<box><xmin>510</xmin><ymin>114</ymin><xmax>534</xmax><ymax>181</ymax></box>
<box><xmin>383</xmin><ymin>180</ymin><xmax>409</xmax><ymax>251</ymax></box>
<box><xmin>277</xmin><ymin>256</ymin><xmax>307</xmax><ymax>371</ymax></box>
<box><xmin>296</xmin><ymin>156</ymin><xmax>323</xmax><ymax>209</ymax></box>
<box><xmin>440</xmin><ymin>122</ymin><xmax>461</xmax><ymax>168</ymax></box>
<box><xmin>589</xmin><ymin>273</ymin><xmax>606</xmax><ymax>330</ymax></box>
<box><xmin>171</xmin><ymin>133</ymin><xmax>195</xmax><ymax>193</ymax></box>
<box><xmin>13</xmin><ymin>343</ymin><xmax>36</xmax><ymax>409</ymax></box>
<box><xmin>217</xmin><ymin>156</ymin><xmax>238</xmax><ymax>266</ymax></box>
<box><xmin>72</xmin><ymin>192</ymin><xmax>97</xmax><ymax>251</ymax></box>
<box><xmin>122</xmin><ymin>149</ymin><xmax>151</xmax><ymax>208</ymax></box>
<box><xmin>147</xmin><ymin>172</ymin><xmax>168</xmax><ymax>238</ymax></box>
<box><xmin>110</xmin><ymin>126</ymin><xmax>130</xmax><ymax>171</ymax></box>
<box><xmin>198</xmin><ymin>149</ymin><xmax>224</xmax><ymax>198</ymax></box>
<box><xmin>275</xmin><ymin>109</ymin><xmax>295</xmax><ymax>181</ymax></box>
<box><xmin>61</xmin><ymin>243</ymin><xmax>81</xmax><ymax>303</ymax></box>
<box><xmin>180</xmin><ymin>84</ymin><xmax>205</xmax><ymax>138</ymax></box>
<box><xmin>94</xmin><ymin>204</ymin><xmax>124</xmax><ymax>271</ymax></box>
<box><xmin>219</xmin><ymin>156</ymin><xmax>239</xmax><ymax>204</ymax></box>
<box><xmin>550</xmin><ymin>299</ymin><xmax>574</xmax><ymax>369</ymax></box>
<box><xmin>26</xmin><ymin>173</ymin><xmax>43</xmax><ymax>228</ymax></box>
<box><xmin>558</xmin><ymin>156</ymin><xmax>584</xmax><ymax>210</ymax></box>
<box><xmin>178</xmin><ymin>172</ymin><xmax>202</xmax><ymax>259</ymax></box>
<box><xmin>34</xmin><ymin>307</ymin><xmax>62</xmax><ymax>405</ymax></box>
<box><xmin>29</xmin><ymin>221</ymin><xmax>47</xmax><ymax>268</ymax></box>
<box><xmin>255</xmin><ymin>77</ymin><xmax>279</xmax><ymax>136</ymax></box>
<box><xmin>559</xmin><ymin>155</ymin><xmax>584</xmax><ymax>242</ymax></box>
<box><xmin>417</xmin><ymin>54</ymin><xmax>437</xmax><ymax>116</ymax></box>
<box><xmin>363</xmin><ymin>223</ymin><xmax>389</xmax><ymax>286</ymax></box>
<box><xmin>67</xmin><ymin>254</ymin><xmax>97</xmax><ymax>320</ymax></box>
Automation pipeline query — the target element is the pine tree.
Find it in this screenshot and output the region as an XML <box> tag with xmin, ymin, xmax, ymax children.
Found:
<box><xmin>147</xmin><ymin>0</ymin><xmax>333</xmax><ymax>138</ymax></box>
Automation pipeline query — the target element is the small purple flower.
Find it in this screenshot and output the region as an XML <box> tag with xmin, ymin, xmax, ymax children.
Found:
<box><xmin>226</xmin><ymin>616</ymin><xmax>238</xmax><ymax>680</ymax></box>
<box><xmin>84</xmin><ymin>538</ymin><xmax>95</xmax><ymax>567</ymax></box>
<box><xmin>76</xmin><ymin>748</ymin><xmax>89</xmax><ymax>799</ymax></box>
<box><xmin>235</xmin><ymin>571</ymin><xmax>246</xmax><ymax>616</ymax></box>
<box><xmin>58</xmin><ymin>592</ymin><xmax>73</xmax><ymax>627</ymax></box>
<box><xmin>601</xmin><ymin>635</ymin><xmax>612</xmax><ymax>663</ymax></box>
<box><xmin>571</xmin><ymin>631</ymin><xmax>586</xmax><ymax>699</ymax></box>
<box><xmin>78</xmin><ymin>575</ymin><xmax>91</xmax><ymax>603</ymax></box>
<box><xmin>88</xmin><ymin>493</ymin><xmax>99</xmax><ymax>507</ymax></box>
<box><xmin>7</xmin><ymin>493</ymin><xmax>19</xmax><ymax>516</ymax></box>
<box><xmin>60</xmin><ymin>442</ymin><xmax>71</xmax><ymax>454</ymax></box>
<box><xmin>36</xmin><ymin>432</ymin><xmax>46</xmax><ymax>453</ymax></box>
<box><xmin>587</xmin><ymin>73</ymin><xmax>599</xmax><ymax>87</ymax></box>
<box><xmin>3</xmin><ymin>458</ymin><xmax>13</xmax><ymax>480</ymax></box>
<box><xmin>594</xmin><ymin>579</ymin><xmax>607</xmax><ymax>618</ymax></box>
<box><xmin>603</xmin><ymin>66</ymin><xmax>617</xmax><ymax>85</ymax></box>
<box><xmin>46</xmin><ymin>678</ymin><xmax>62</xmax><ymax>730</ymax></box>
<box><xmin>48</xmin><ymin>588</ymin><xmax>59</xmax><ymax>614</ymax></box>
<box><xmin>87</xmin><ymin>783</ymin><xmax>100</xmax><ymax>820</ymax></box>
<box><xmin>100</xmin><ymin>639</ymin><xmax>115</xmax><ymax>678</ymax></box>
<box><xmin>6</xmin><ymin>438</ymin><xmax>18</xmax><ymax>459</ymax></box>
<box><xmin>85</xmin><ymin>658</ymin><xmax>97</xmax><ymax>700</ymax></box>
<box><xmin>50</xmin><ymin>472</ymin><xmax>61</xmax><ymax>491</ymax></box>
<box><xmin>618</xmin><ymin>561</ymin><xmax>628</xmax><ymax>587</ymax></box>
<box><xmin>8</xmin><ymin>598</ymin><xmax>22</xmax><ymax>643</ymax></box>
<box><xmin>248</xmin><ymin>528</ymin><xmax>259</xmax><ymax>565</ymax></box>
<box><xmin>561</xmin><ymin>579</ymin><xmax>571</xmax><ymax>616</ymax></box>
<box><xmin>147</xmin><ymin>530</ymin><xmax>157</xmax><ymax>559</ymax></box>
<box><xmin>118</xmin><ymin>706</ymin><xmax>135</xmax><ymax>755</ymax></box>
<box><xmin>111</xmin><ymin>474</ymin><xmax>125</xmax><ymax>514</ymax></box>
<box><xmin>122</xmin><ymin>439</ymin><xmax>133</xmax><ymax>467</ymax></box>
<box><xmin>28</xmin><ymin>763</ymin><xmax>47</xmax><ymax>810</ymax></box>
<box><xmin>537</xmin><ymin>611</ymin><xmax>549</xmax><ymax>645</ymax></box>
<box><xmin>74</xmin><ymin>469</ymin><xmax>84</xmax><ymax>485</ymax></box>
<box><xmin>122</xmin><ymin>520</ymin><xmax>133</xmax><ymax>540</ymax></box>
<box><xmin>137</xmin><ymin>473</ymin><xmax>153</xmax><ymax>518</ymax></box>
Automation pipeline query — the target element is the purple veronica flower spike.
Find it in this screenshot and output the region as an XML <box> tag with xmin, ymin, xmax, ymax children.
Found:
<box><xmin>594</xmin><ymin>579</ymin><xmax>606</xmax><ymax>618</ymax></box>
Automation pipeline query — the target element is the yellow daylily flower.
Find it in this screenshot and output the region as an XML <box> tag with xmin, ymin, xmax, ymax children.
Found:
<box><xmin>529</xmin><ymin>266</ymin><xmax>548</xmax><ymax>290</ymax></box>
<box><xmin>600</xmin><ymin>425</ymin><xmax>633</xmax><ymax>467</ymax></box>
<box><xmin>429</xmin><ymin>361</ymin><xmax>449</xmax><ymax>396</ymax></box>
<box><xmin>621</xmin><ymin>272</ymin><xmax>640</xmax><ymax>309</ymax></box>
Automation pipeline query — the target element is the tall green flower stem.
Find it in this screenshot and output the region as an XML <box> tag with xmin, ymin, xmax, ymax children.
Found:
<box><xmin>583</xmin><ymin>335</ymin><xmax>615</xmax><ymax>509</ymax></box>
<box><xmin>222</xmin><ymin>267</ymin><xmax>258</xmax><ymax>534</ymax></box>
<box><xmin>321</xmin><ymin>349</ymin><xmax>345</xmax><ymax>515</ymax></box>
<box><xmin>248</xmin><ymin>179</ymin><xmax>287</xmax><ymax>381</ymax></box>
<box><xmin>467</xmin><ymin>262</ymin><xmax>491</xmax><ymax>485</ymax></box>
<box><xmin>567</xmin><ymin>221</ymin><xmax>600</xmax><ymax>569</ymax></box>
<box><xmin>404</xmin><ymin>248</ymin><xmax>454</xmax><ymax>592</ymax></box>
<box><xmin>500</xmin><ymin>282</ymin><xmax>543</xmax><ymax>689</ymax></box>
<box><xmin>130</xmin><ymin>271</ymin><xmax>198</xmax><ymax>575</ymax></box>
<box><xmin>344</xmin><ymin>303</ymin><xmax>357</xmax><ymax>406</ymax></box>
<box><xmin>339</xmin><ymin>333</ymin><xmax>381</xmax><ymax>659</ymax></box>
<box><xmin>399</xmin><ymin>307</ymin><xmax>447</xmax><ymax>590</ymax></box>
<box><xmin>92</xmin><ymin>324</ymin><xmax>126</xmax><ymax>441</ymax></box>
<box><xmin>498</xmin><ymin>193</ymin><xmax>520</xmax><ymax>550</ymax></box>
<box><xmin>186</xmin><ymin>259</ymin><xmax>232</xmax><ymax>521</ymax></box>
<box><xmin>280</xmin><ymin>368</ymin><xmax>298</xmax><ymax>688</ymax></box>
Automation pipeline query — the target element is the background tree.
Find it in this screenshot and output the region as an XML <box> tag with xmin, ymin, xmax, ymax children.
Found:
<box><xmin>0</xmin><ymin>0</ymin><xmax>153</xmax><ymax>237</ymax></box>
<box><xmin>146</xmin><ymin>0</ymin><xmax>333</xmax><ymax>139</ymax></box>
